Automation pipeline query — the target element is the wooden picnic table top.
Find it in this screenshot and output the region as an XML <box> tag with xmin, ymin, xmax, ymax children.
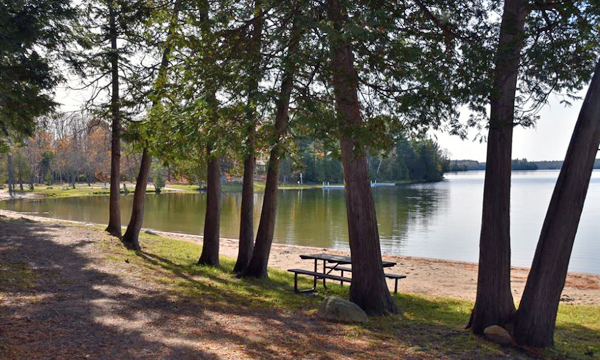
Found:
<box><xmin>299</xmin><ymin>253</ymin><xmax>396</xmax><ymax>268</ymax></box>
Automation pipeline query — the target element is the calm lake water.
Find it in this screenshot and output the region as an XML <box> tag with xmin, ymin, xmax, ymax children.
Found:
<box><xmin>2</xmin><ymin>170</ymin><xmax>599</xmax><ymax>274</ymax></box>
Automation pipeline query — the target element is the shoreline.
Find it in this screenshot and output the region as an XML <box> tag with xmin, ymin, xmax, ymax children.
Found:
<box><xmin>1</xmin><ymin>208</ymin><xmax>598</xmax><ymax>306</ymax></box>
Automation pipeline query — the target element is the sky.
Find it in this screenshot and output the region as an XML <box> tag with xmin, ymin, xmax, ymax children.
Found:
<box><xmin>433</xmin><ymin>92</ymin><xmax>587</xmax><ymax>162</ymax></box>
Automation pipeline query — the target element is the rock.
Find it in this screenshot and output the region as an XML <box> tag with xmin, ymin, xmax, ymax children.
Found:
<box><xmin>317</xmin><ymin>296</ymin><xmax>368</xmax><ymax>323</ymax></box>
<box><xmin>484</xmin><ymin>325</ymin><xmax>513</xmax><ymax>345</ymax></box>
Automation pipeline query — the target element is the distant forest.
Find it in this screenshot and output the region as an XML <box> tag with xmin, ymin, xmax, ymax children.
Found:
<box><xmin>0</xmin><ymin>115</ymin><xmax>449</xmax><ymax>189</ymax></box>
<box><xmin>449</xmin><ymin>159</ymin><xmax>600</xmax><ymax>171</ymax></box>
<box><xmin>280</xmin><ymin>136</ymin><xmax>449</xmax><ymax>185</ymax></box>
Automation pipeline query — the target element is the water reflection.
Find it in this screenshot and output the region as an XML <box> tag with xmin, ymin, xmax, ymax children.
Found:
<box><xmin>0</xmin><ymin>186</ymin><xmax>445</xmax><ymax>255</ymax></box>
<box><xmin>2</xmin><ymin>170</ymin><xmax>599</xmax><ymax>274</ymax></box>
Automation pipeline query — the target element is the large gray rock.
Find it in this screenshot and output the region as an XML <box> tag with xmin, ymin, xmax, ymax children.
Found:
<box><xmin>484</xmin><ymin>325</ymin><xmax>513</xmax><ymax>345</ymax></box>
<box><xmin>317</xmin><ymin>296</ymin><xmax>368</xmax><ymax>323</ymax></box>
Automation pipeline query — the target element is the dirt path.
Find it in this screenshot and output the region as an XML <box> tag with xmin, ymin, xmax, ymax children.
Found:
<box><xmin>1</xmin><ymin>215</ymin><xmax>438</xmax><ymax>360</ymax></box>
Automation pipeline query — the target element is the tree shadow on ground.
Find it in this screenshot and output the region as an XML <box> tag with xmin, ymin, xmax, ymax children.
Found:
<box><xmin>0</xmin><ymin>218</ymin><xmax>391</xmax><ymax>359</ymax></box>
<box><xmin>0</xmin><ymin>218</ymin><xmax>219</xmax><ymax>360</ymax></box>
<box><xmin>1</xmin><ymin>217</ymin><xmax>597</xmax><ymax>360</ymax></box>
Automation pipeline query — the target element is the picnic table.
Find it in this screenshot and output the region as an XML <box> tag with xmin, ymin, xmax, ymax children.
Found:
<box><xmin>288</xmin><ymin>253</ymin><xmax>405</xmax><ymax>294</ymax></box>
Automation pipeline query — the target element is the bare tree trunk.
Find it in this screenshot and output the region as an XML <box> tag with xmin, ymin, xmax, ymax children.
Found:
<box><xmin>235</xmin><ymin>152</ymin><xmax>255</xmax><ymax>272</ymax></box>
<box><xmin>198</xmin><ymin>149</ymin><xmax>221</xmax><ymax>266</ymax></box>
<box><xmin>122</xmin><ymin>148</ymin><xmax>152</xmax><ymax>250</ymax></box>
<box><xmin>243</xmin><ymin>10</ymin><xmax>299</xmax><ymax>278</ymax></box>
<box><xmin>105</xmin><ymin>0</ymin><xmax>122</xmax><ymax>237</ymax></box>
<box><xmin>196</xmin><ymin>0</ymin><xmax>222</xmax><ymax>267</ymax></box>
<box><xmin>235</xmin><ymin>0</ymin><xmax>263</xmax><ymax>274</ymax></box>
<box><xmin>326</xmin><ymin>0</ymin><xmax>397</xmax><ymax>315</ymax></box>
<box><xmin>513</xmin><ymin>60</ymin><xmax>600</xmax><ymax>347</ymax></box>
<box><xmin>122</xmin><ymin>0</ymin><xmax>181</xmax><ymax>251</ymax></box>
<box><xmin>468</xmin><ymin>0</ymin><xmax>527</xmax><ymax>333</ymax></box>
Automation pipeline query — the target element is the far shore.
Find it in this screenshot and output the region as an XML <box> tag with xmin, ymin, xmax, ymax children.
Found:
<box><xmin>1</xmin><ymin>208</ymin><xmax>598</xmax><ymax>306</ymax></box>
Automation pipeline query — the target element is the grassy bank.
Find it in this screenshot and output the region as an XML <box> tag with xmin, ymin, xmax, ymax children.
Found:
<box><xmin>99</xmin><ymin>231</ymin><xmax>599</xmax><ymax>360</ymax></box>
<box><xmin>5</xmin><ymin>178</ymin><xmax>443</xmax><ymax>199</ymax></box>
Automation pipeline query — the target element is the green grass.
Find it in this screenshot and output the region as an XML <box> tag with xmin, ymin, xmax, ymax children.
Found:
<box><xmin>0</xmin><ymin>261</ymin><xmax>36</xmax><ymax>291</ymax></box>
<box><xmin>99</xmin><ymin>232</ymin><xmax>600</xmax><ymax>359</ymax></box>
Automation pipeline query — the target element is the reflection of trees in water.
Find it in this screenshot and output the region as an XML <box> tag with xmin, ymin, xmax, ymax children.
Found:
<box><xmin>2</xmin><ymin>188</ymin><xmax>446</xmax><ymax>253</ymax></box>
<box><xmin>273</xmin><ymin>190</ymin><xmax>348</xmax><ymax>249</ymax></box>
<box><xmin>373</xmin><ymin>186</ymin><xmax>446</xmax><ymax>253</ymax></box>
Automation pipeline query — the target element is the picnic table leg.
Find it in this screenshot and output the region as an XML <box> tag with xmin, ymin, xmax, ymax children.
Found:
<box><xmin>322</xmin><ymin>260</ymin><xmax>328</xmax><ymax>289</ymax></box>
<box><xmin>340</xmin><ymin>269</ymin><xmax>344</xmax><ymax>286</ymax></box>
<box><xmin>394</xmin><ymin>279</ymin><xmax>398</xmax><ymax>294</ymax></box>
<box><xmin>313</xmin><ymin>259</ymin><xmax>318</xmax><ymax>290</ymax></box>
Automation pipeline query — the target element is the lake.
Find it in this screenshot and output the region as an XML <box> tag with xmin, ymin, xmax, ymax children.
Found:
<box><xmin>1</xmin><ymin>170</ymin><xmax>599</xmax><ymax>274</ymax></box>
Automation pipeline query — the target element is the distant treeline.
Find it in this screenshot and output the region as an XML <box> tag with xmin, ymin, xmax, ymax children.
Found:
<box><xmin>280</xmin><ymin>136</ymin><xmax>449</xmax><ymax>184</ymax></box>
<box><xmin>449</xmin><ymin>159</ymin><xmax>600</xmax><ymax>171</ymax></box>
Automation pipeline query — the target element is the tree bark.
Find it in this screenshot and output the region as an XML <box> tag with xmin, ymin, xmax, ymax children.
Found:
<box><xmin>326</xmin><ymin>0</ymin><xmax>397</xmax><ymax>315</ymax></box>
<box><xmin>196</xmin><ymin>0</ymin><xmax>222</xmax><ymax>267</ymax></box>
<box><xmin>122</xmin><ymin>0</ymin><xmax>181</xmax><ymax>250</ymax></box>
<box><xmin>235</xmin><ymin>152</ymin><xmax>255</xmax><ymax>272</ymax></box>
<box><xmin>242</xmin><ymin>11</ymin><xmax>299</xmax><ymax>278</ymax></box>
<box><xmin>198</xmin><ymin>149</ymin><xmax>221</xmax><ymax>266</ymax></box>
<box><xmin>467</xmin><ymin>0</ymin><xmax>527</xmax><ymax>333</ymax></box>
<box><xmin>234</xmin><ymin>0</ymin><xmax>263</xmax><ymax>274</ymax></box>
<box><xmin>105</xmin><ymin>0</ymin><xmax>122</xmax><ymax>237</ymax></box>
<box><xmin>513</xmin><ymin>60</ymin><xmax>600</xmax><ymax>347</ymax></box>
<box><xmin>122</xmin><ymin>148</ymin><xmax>152</xmax><ymax>250</ymax></box>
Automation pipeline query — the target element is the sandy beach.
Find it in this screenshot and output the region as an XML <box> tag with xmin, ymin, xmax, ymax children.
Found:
<box><xmin>1</xmin><ymin>207</ymin><xmax>598</xmax><ymax>306</ymax></box>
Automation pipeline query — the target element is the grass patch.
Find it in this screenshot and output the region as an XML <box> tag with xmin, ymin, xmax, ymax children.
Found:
<box><xmin>0</xmin><ymin>261</ymin><xmax>36</xmax><ymax>291</ymax></box>
<box><xmin>98</xmin><ymin>232</ymin><xmax>599</xmax><ymax>359</ymax></box>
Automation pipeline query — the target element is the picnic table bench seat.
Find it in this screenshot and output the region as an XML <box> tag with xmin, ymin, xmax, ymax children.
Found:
<box><xmin>325</xmin><ymin>265</ymin><xmax>407</xmax><ymax>293</ymax></box>
<box><xmin>287</xmin><ymin>268</ymin><xmax>352</xmax><ymax>293</ymax></box>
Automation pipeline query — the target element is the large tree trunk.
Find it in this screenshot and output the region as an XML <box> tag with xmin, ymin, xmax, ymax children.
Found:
<box><xmin>467</xmin><ymin>0</ymin><xmax>527</xmax><ymax>333</ymax></box>
<box><xmin>234</xmin><ymin>0</ymin><xmax>263</xmax><ymax>274</ymax></box>
<box><xmin>242</xmin><ymin>14</ymin><xmax>299</xmax><ymax>278</ymax></box>
<box><xmin>122</xmin><ymin>0</ymin><xmax>181</xmax><ymax>251</ymax></box>
<box><xmin>198</xmin><ymin>150</ymin><xmax>221</xmax><ymax>266</ymax></box>
<box><xmin>196</xmin><ymin>0</ymin><xmax>222</xmax><ymax>267</ymax></box>
<box><xmin>122</xmin><ymin>148</ymin><xmax>152</xmax><ymax>250</ymax></box>
<box><xmin>513</xmin><ymin>60</ymin><xmax>600</xmax><ymax>347</ymax></box>
<box><xmin>235</xmin><ymin>152</ymin><xmax>255</xmax><ymax>272</ymax></box>
<box><xmin>326</xmin><ymin>0</ymin><xmax>397</xmax><ymax>315</ymax></box>
<box><xmin>105</xmin><ymin>0</ymin><xmax>122</xmax><ymax>237</ymax></box>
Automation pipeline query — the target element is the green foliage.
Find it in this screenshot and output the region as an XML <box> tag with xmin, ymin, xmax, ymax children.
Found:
<box><xmin>511</xmin><ymin>158</ymin><xmax>538</xmax><ymax>171</ymax></box>
<box><xmin>151</xmin><ymin>163</ymin><xmax>166</xmax><ymax>193</ymax></box>
<box><xmin>284</xmin><ymin>135</ymin><xmax>448</xmax><ymax>184</ymax></box>
<box><xmin>0</xmin><ymin>0</ymin><xmax>74</xmax><ymax>142</ymax></box>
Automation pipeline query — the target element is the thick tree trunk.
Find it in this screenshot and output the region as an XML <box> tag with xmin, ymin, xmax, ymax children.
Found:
<box><xmin>198</xmin><ymin>150</ymin><xmax>222</xmax><ymax>266</ymax></box>
<box><xmin>196</xmin><ymin>0</ymin><xmax>222</xmax><ymax>267</ymax></box>
<box><xmin>467</xmin><ymin>0</ymin><xmax>527</xmax><ymax>333</ymax></box>
<box><xmin>326</xmin><ymin>0</ymin><xmax>397</xmax><ymax>315</ymax></box>
<box><xmin>242</xmin><ymin>8</ymin><xmax>300</xmax><ymax>278</ymax></box>
<box><xmin>234</xmin><ymin>0</ymin><xmax>263</xmax><ymax>273</ymax></box>
<box><xmin>235</xmin><ymin>153</ymin><xmax>255</xmax><ymax>272</ymax></box>
<box><xmin>121</xmin><ymin>0</ymin><xmax>181</xmax><ymax>250</ymax></box>
<box><xmin>105</xmin><ymin>0</ymin><xmax>122</xmax><ymax>237</ymax></box>
<box><xmin>513</xmin><ymin>60</ymin><xmax>600</xmax><ymax>347</ymax></box>
<box><xmin>122</xmin><ymin>148</ymin><xmax>152</xmax><ymax>250</ymax></box>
